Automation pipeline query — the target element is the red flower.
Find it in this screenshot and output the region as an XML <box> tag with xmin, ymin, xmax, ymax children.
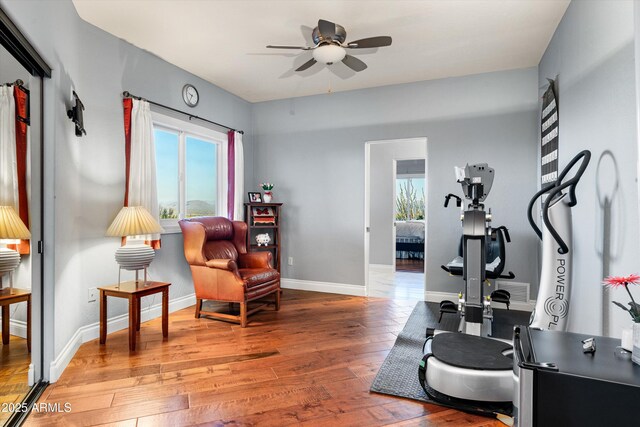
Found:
<box><xmin>603</xmin><ymin>274</ymin><xmax>640</xmax><ymax>288</ymax></box>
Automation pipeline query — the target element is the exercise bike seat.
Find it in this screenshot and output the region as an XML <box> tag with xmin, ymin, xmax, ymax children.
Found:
<box><xmin>441</xmin><ymin>226</ymin><xmax>514</xmax><ymax>280</ymax></box>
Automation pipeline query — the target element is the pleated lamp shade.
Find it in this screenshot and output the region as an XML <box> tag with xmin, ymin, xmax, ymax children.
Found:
<box><xmin>0</xmin><ymin>206</ymin><xmax>31</xmax><ymax>240</ymax></box>
<box><xmin>106</xmin><ymin>206</ymin><xmax>163</xmax><ymax>237</ymax></box>
<box><xmin>0</xmin><ymin>206</ymin><xmax>30</xmax><ymax>279</ymax></box>
<box><xmin>106</xmin><ymin>206</ymin><xmax>163</xmax><ymax>281</ymax></box>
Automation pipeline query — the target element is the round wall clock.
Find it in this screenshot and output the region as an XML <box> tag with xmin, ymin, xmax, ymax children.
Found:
<box><xmin>182</xmin><ymin>84</ymin><xmax>199</xmax><ymax>107</ymax></box>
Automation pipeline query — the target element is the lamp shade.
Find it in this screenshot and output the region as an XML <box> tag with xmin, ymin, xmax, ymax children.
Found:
<box><xmin>106</xmin><ymin>206</ymin><xmax>163</xmax><ymax>237</ymax></box>
<box><xmin>0</xmin><ymin>206</ymin><xmax>31</xmax><ymax>240</ymax></box>
<box><xmin>312</xmin><ymin>44</ymin><xmax>346</xmax><ymax>64</ymax></box>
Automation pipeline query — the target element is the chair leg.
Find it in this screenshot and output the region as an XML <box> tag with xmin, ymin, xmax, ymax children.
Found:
<box><xmin>275</xmin><ymin>289</ymin><xmax>281</xmax><ymax>311</ymax></box>
<box><xmin>240</xmin><ymin>302</ymin><xmax>247</xmax><ymax>328</ymax></box>
<box><xmin>195</xmin><ymin>298</ymin><xmax>202</xmax><ymax>319</ymax></box>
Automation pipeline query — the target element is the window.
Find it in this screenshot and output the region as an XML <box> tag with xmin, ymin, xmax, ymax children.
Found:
<box><xmin>395</xmin><ymin>176</ymin><xmax>425</xmax><ymax>220</ymax></box>
<box><xmin>152</xmin><ymin>112</ymin><xmax>227</xmax><ymax>232</ymax></box>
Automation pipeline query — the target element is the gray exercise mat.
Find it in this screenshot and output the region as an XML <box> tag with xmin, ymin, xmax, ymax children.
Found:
<box><xmin>370</xmin><ymin>301</ymin><xmax>530</xmax><ymax>402</ymax></box>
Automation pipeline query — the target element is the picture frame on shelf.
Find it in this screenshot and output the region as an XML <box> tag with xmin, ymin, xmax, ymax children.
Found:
<box><xmin>248</xmin><ymin>192</ymin><xmax>262</xmax><ymax>203</ymax></box>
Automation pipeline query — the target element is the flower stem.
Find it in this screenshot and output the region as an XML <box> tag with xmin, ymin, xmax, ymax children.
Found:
<box><xmin>624</xmin><ymin>283</ymin><xmax>639</xmax><ymax>321</ymax></box>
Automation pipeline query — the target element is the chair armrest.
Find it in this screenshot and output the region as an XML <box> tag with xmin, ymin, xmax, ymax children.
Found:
<box><xmin>237</xmin><ymin>252</ymin><xmax>272</xmax><ymax>269</ymax></box>
<box><xmin>205</xmin><ymin>259</ymin><xmax>239</xmax><ymax>274</ymax></box>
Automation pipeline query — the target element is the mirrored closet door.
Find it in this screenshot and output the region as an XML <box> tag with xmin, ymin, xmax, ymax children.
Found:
<box><xmin>0</xmin><ymin>7</ymin><xmax>49</xmax><ymax>425</ymax></box>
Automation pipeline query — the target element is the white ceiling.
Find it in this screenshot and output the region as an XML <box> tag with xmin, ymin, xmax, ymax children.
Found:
<box><xmin>72</xmin><ymin>0</ymin><xmax>570</xmax><ymax>103</ymax></box>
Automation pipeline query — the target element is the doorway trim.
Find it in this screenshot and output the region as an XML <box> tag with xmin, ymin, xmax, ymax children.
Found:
<box><xmin>364</xmin><ymin>137</ymin><xmax>428</xmax><ymax>297</ymax></box>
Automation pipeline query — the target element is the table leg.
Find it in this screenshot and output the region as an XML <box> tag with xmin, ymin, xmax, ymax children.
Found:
<box><xmin>162</xmin><ymin>288</ymin><xmax>168</xmax><ymax>338</ymax></box>
<box><xmin>26</xmin><ymin>296</ymin><xmax>31</xmax><ymax>352</ymax></box>
<box><xmin>136</xmin><ymin>296</ymin><xmax>141</xmax><ymax>331</ymax></box>
<box><xmin>2</xmin><ymin>305</ymin><xmax>9</xmax><ymax>345</ymax></box>
<box><xmin>100</xmin><ymin>290</ymin><xmax>107</xmax><ymax>344</ymax></box>
<box><xmin>129</xmin><ymin>295</ymin><xmax>137</xmax><ymax>351</ymax></box>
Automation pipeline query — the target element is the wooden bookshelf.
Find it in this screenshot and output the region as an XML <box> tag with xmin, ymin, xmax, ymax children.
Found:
<box><xmin>244</xmin><ymin>203</ymin><xmax>283</xmax><ymax>273</ymax></box>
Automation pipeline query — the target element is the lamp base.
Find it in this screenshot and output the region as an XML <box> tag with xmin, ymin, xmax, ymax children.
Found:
<box><xmin>0</xmin><ymin>248</ymin><xmax>20</xmax><ymax>288</ymax></box>
<box><xmin>114</xmin><ymin>243</ymin><xmax>155</xmax><ymax>286</ymax></box>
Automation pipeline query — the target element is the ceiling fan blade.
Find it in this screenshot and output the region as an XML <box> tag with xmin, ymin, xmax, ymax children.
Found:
<box><xmin>318</xmin><ymin>19</ymin><xmax>336</xmax><ymax>39</ymax></box>
<box><xmin>267</xmin><ymin>45</ymin><xmax>311</xmax><ymax>50</ymax></box>
<box><xmin>347</xmin><ymin>36</ymin><xmax>392</xmax><ymax>49</ymax></box>
<box><xmin>295</xmin><ymin>58</ymin><xmax>317</xmax><ymax>72</ymax></box>
<box><xmin>342</xmin><ymin>55</ymin><xmax>367</xmax><ymax>72</ymax></box>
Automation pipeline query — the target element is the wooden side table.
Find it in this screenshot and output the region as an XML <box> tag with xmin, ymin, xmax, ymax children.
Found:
<box><xmin>98</xmin><ymin>281</ymin><xmax>170</xmax><ymax>351</ymax></box>
<box><xmin>0</xmin><ymin>288</ymin><xmax>30</xmax><ymax>352</ymax></box>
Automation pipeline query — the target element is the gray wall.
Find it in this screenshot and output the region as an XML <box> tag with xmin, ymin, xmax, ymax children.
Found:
<box><xmin>252</xmin><ymin>67</ymin><xmax>540</xmax><ymax>293</ymax></box>
<box><xmin>369</xmin><ymin>139</ymin><xmax>426</xmax><ymax>266</ymax></box>
<box><xmin>539</xmin><ymin>0</ymin><xmax>639</xmax><ymax>336</ymax></box>
<box><xmin>1</xmin><ymin>0</ymin><xmax>254</xmax><ymax>369</ymax></box>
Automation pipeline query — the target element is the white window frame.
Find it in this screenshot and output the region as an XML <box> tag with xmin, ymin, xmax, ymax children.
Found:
<box><xmin>151</xmin><ymin>111</ymin><xmax>228</xmax><ymax>233</ymax></box>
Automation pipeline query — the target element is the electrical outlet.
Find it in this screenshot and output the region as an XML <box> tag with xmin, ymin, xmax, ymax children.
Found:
<box><xmin>88</xmin><ymin>287</ymin><xmax>97</xmax><ymax>303</ymax></box>
<box><xmin>288</xmin><ymin>257</ymin><xmax>294</xmax><ymax>266</ymax></box>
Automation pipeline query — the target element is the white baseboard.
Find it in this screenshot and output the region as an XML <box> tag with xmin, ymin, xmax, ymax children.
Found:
<box><xmin>49</xmin><ymin>293</ymin><xmax>196</xmax><ymax>383</ymax></box>
<box><xmin>282</xmin><ymin>278</ymin><xmax>366</xmax><ymax>297</ymax></box>
<box><xmin>10</xmin><ymin>319</ymin><xmax>27</xmax><ymax>338</ymax></box>
<box><xmin>425</xmin><ymin>291</ymin><xmax>535</xmax><ymax>312</ymax></box>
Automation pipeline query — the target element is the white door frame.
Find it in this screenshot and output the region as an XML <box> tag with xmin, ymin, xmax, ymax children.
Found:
<box><xmin>364</xmin><ymin>137</ymin><xmax>428</xmax><ymax>297</ymax></box>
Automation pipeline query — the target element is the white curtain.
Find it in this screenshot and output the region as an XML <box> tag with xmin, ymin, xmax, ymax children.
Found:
<box><xmin>233</xmin><ymin>131</ymin><xmax>244</xmax><ymax>220</ymax></box>
<box><xmin>128</xmin><ymin>99</ymin><xmax>160</xmax><ymax>241</ymax></box>
<box><xmin>0</xmin><ymin>85</ymin><xmax>17</xmax><ymax>208</ymax></box>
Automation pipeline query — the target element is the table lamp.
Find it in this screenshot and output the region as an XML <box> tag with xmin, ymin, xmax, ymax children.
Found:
<box><xmin>106</xmin><ymin>206</ymin><xmax>163</xmax><ymax>285</ymax></box>
<box><xmin>0</xmin><ymin>206</ymin><xmax>31</xmax><ymax>288</ymax></box>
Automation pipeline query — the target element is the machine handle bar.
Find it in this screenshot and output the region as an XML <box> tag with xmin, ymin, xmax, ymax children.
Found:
<box><xmin>444</xmin><ymin>194</ymin><xmax>462</xmax><ymax>208</ymax></box>
<box><xmin>542</xmin><ymin>150</ymin><xmax>591</xmax><ymax>254</ymax></box>
<box><xmin>494</xmin><ymin>226</ymin><xmax>511</xmax><ymax>243</ymax></box>
<box><xmin>526</xmin><ymin>150</ymin><xmax>591</xmax><ymax>251</ymax></box>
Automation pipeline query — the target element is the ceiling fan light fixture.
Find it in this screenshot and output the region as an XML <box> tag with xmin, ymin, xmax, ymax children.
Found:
<box><xmin>312</xmin><ymin>44</ymin><xmax>346</xmax><ymax>64</ymax></box>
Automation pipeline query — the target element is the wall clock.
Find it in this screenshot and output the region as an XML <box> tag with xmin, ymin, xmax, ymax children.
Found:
<box><xmin>182</xmin><ymin>84</ymin><xmax>199</xmax><ymax>107</ymax></box>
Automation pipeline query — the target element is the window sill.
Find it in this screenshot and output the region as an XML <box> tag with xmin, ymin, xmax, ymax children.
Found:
<box><xmin>160</xmin><ymin>224</ymin><xmax>182</xmax><ymax>235</ymax></box>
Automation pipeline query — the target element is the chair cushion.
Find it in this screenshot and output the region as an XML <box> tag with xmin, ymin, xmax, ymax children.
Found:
<box><xmin>189</xmin><ymin>216</ymin><xmax>234</xmax><ymax>240</ymax></box>
<box><xmin>203</xmin><ymin>241</ymin><xmax>238</xmax><ymax>261</ymax></box>
<box><xmin>239</xmin><ymin>268</ymin><xmax>280</xmax><ymax>288</ymax></box>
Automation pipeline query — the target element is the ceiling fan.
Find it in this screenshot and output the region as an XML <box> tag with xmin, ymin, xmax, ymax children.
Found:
<box><xmin>266</xmin><ymin>19</ymin><xmax>392</xmax><ymax>72</ymax></box>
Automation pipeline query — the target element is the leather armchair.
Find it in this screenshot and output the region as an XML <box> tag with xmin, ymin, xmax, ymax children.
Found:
<box><xmin>179</xmin><ymin>216</ymin><xmax>280</xmax><ymax>327</ymax></box>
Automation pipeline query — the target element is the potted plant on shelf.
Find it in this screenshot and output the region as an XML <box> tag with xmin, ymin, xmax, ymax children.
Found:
<box><xmin>603</xmin><ymin>274</ymin><xmax>640</xmax><ymax>363</ymax></box>
<box><xmin>261</xmin><ymin>183</ymin><xmax>274</xmax><ymax>203</ymax></box>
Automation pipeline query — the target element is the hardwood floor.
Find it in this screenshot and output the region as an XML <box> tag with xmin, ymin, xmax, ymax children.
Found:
<box><xmin>395</xmin><ymin>259</ymin><xmax>424</xmax><ymax>273</ymax></box>
<box><xmin>0</xmin><ymin>334</ymin><xmax>31</xmax><ymax>425</ymax></box>
<box><xmin>26</xmin><ymin>291</ymin><xmax>502</xmax><ymax>426</ymax></box>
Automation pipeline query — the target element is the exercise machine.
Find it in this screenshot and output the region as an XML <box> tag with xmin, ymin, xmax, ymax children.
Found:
<box><xmin>438</xmin><ymin>163</ymin><xmax>515</xmax><ymax>337</ymax></box>
<box><xmin>419</xmin><ymin>163</ymin><xmax>515</xmax><ymax>416</ymax></box>
<box><xmin>419</xmin><ymin>151</ymin><xmax>591</xmax><ymax>417</ymax></box>
<box><xmin>526</xmin><ymin>150</ymin><xmax>590</xmax><ymax>330</ymax></box>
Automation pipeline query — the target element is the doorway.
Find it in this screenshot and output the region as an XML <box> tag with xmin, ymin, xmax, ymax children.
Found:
<box><xmin>394</xmin><ymin>159</ymin><xmax>425</xmax><ymax>274</ymax></box>
<box><xmin>365</xmin><ymin>138</ymin><xmax>426</xmax><ymax>300</ymax></box>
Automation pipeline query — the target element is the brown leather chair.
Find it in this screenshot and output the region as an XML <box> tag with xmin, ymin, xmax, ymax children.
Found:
<box><xmin>179</xmin><ymin>216</ymin><xmax>280</xmax><ymax>327</ymax></box>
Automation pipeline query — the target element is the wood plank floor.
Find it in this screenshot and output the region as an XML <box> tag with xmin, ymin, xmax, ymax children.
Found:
<box><xmin>26</xmin><ymin>290</ymin><xmax>502</xmax><ymax>426</ymax></box>
<box><xmin>0</xmin><ymin>334</ymin><xmax>31</xmax><ymax>425</ymax></box>
<box><xmin>395</xmin><ymin>259</ymin><xmax>424</xmax><ymax>273</ymax></box>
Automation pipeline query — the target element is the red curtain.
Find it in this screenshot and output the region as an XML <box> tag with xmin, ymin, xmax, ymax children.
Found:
<box><xmin>8</xmin><ymin>86</ymin><xmax>29</xmax><ymax>254</ymax></box>
<box><xmin>122</xmin><ymin>98</ymin><xmax>160</xmax><ymax>249</ymax></box>
<box><xmin>227</xmin><ymin>130</ymin><xmax>235</xmax><ymax>220</ymax></box>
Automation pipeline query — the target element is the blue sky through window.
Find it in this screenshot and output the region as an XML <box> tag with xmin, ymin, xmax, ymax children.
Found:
<box><xmin>155</xmin><ymin>129</ymin><xmax>179</xmax><ymax>206</ymax></box>
<box><xmin>155</xmin><ymin>129</ymin><xmax>218</xmax><ymax>218</ymax></box>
